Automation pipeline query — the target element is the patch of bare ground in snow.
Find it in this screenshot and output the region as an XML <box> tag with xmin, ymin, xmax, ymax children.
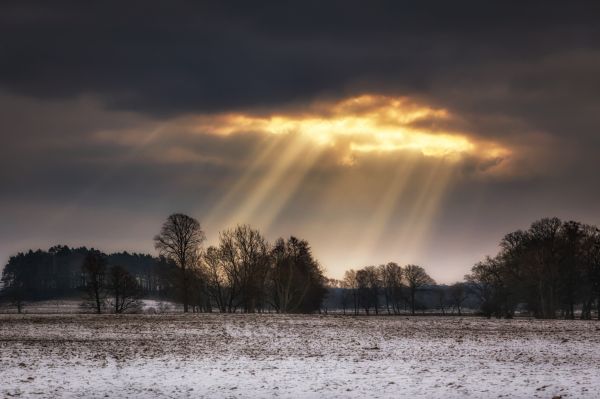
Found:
<box><xmin>1</xmin><ymin>314</ymin><xmax>599</xmax><ymax>398</ymax></box>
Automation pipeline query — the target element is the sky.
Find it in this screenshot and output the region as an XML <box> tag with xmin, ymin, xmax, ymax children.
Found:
<box><xmin>1</xmin><ymin>1</ymin><xmax>600</xmax><ymax>283</ymax></box>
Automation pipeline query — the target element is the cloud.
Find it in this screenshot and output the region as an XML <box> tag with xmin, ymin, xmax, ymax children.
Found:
<box><xmin>3</xmin><ymin>1</ymin><xmax>598</xmax><ymax>168</ymax></box>
<box><xmin>1</xmin><ymin>2</ymin><xmax>599</xmax><ymax>122</ymax></box>
<box><xmin>92</xmin><ymin>94</ymin><xmax>512</xmax><ymax>174</ymax></box>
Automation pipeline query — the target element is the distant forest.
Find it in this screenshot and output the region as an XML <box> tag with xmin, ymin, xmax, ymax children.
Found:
<box><xmin>0</xmin><ymin>246</ymin><xmax>176</xmax><ymax>311</ymax></box>
<box><xmin>1</xmin><ymin>215</ymin><xmax>599</xmax><ymax>319</ymax></box>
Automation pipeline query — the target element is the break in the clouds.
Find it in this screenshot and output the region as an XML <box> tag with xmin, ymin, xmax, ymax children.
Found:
<box><xmin>1</xmin><ymin>1</ymin><xmax>600</xmax><ymax>282</ymax></box>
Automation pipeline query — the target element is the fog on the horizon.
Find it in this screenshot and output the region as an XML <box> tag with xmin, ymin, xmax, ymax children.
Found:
<box><xmin>1</xmin><ymin>1</ymin><xmax>600</xmax><ymax>283</ymax></box>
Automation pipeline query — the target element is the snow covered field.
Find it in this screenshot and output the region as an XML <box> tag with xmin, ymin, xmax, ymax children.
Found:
<box><xmin>1</xmin><ymin>314</ymin><xmax>599</xmax><ymax>398</ymax></box>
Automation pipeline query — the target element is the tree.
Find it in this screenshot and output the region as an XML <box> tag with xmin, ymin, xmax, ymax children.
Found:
<box><xmin>448</xmin><ymin>282</ymin><xmax>468</xmax><ymax>315</ymax></box>
<box><xmin>269</xmin><ymin>236</ymin><xmax>327</xmax><ymax>313</ymax></box>
<box><xmin>403</xmin><ymin>264</ymin><xmax>435</xmax><ymax>315</ymax></box>
<box><xmin>467</xmin><ymin>217</ymin><xmax>600</xmax><ymax>319</ymax></box>
<box><xmin>580</xmin><ymin>225</ymin><xmax>600</xmax><ymax>319</ymax></box>
<box><xmin>355</xmin><ymin>266</ymin><xmax>381</xmax><ymax>315</ymax></box>
<box><xmin>435</xmin><ymin>286</ymin><xmax>447</xmax><ymax>315</ymax></box>
<box><xmin>342</xmin><ymin>269</ymin><xmax>359</xmax><ymax>315</ymax></box>
<box><xmin>202</xmin><ymin>246</ymin><xmax>228</xmax><ymax>312</ymax></box>
<box><xmin>379</xmin><ymin>262</ymin><xmax>403</xmax><ymax>314</ymax></box>
<box><xmin>0</xmin><ymin>281</ymin><xmax>26</xmax><ymax>314</ymax></box>
<box><xmin>188</xmin><ymin>267</ymin><xmax>210</xmax><ymax>313</ymax></box>
<box><xmin>525</xmin><ymin>217</ymin><xmax>564</xmax><ymax>319</ymax></box>
<box><xmin>82</xmin><ymin>251</ymin><xmax>107</xmax><ymax>314</ymax></box>
<box><xmin>218</xmin><ymin>225</ymin><xmax>271</xmax><ymax>313</ymax></box>
<box><xmin>356</xmin><ymin>269</ymin><xmax>369</xmax><ymax>314</ymax></box>
<box><xmin>107</xmin><ymin>265</ymin><xmax>142</xmax><ymax>314</ymax></box>
<box><xmin>558</xmin><ymin>221</ymin><xmax>586</xmax><ymax>319</ymax></box>
<box><xmin>154</xmin><ymin>213</ymin><xmax>206</xmax><ymax>313</ymax></box>
<box><xmin>465</xmin><ymin>256</ymin><xmax>516</xmax><ymax>318</ymax></box>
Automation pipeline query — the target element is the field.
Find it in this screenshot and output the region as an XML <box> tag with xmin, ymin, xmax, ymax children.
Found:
<box><xmin>1</xmin><ymin>314</ymin><xmax>599</xmax><ymax>398</ymax></box>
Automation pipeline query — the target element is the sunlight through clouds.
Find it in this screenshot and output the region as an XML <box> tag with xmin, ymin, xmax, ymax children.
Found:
<box><xmin>190</xmin><ymin>95</ymin><xmax>514</xmax><ymax>271</ymax></box>
<box><xmin>188</xmin><ymin>94</ymin><xmax>510</xmax><ymax>165</ymax></box>
<box><xmin>89</xmin><ymin>93</ymin><xmax>516</xmax><ymax>277</ymax></box>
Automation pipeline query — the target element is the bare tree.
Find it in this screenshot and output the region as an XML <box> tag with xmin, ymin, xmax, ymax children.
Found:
<box><xmin>202</xmin><ymin>246</ymin><xmax>228</xmax><ymax>312</ymax></box>
<box><xmin>218</xmin><ymin>225</ymin><xmax>271</xmax><ymax>313</ymax></box>
<box><xmin>154</xmin><ymin>213</ymin><xmax>205</xmax><ymax>313</ymax></box>
<box><xmin>379</xmin><ymin>262</ymin><xmax>403</xmax><ymax>314</ymax></box>
<box><xmin>355</xmin><ymin>266</ymin><xmax>380</xmax><ymax>315</ymax></box>
<box><xmin>403</xmin><ymin>264</ymin><xmax>435</xmax><ymax>315</ymax></box>
<box><xmin>82</xmin><ymin>252</ymin><xmax>107</xmax><ymax>314</ymax></box>
<box><xmin>580</xmin><ymin>225</ymin><xmax>600</xmax><ymax>320</ymax></box>
<box><xmin>435</xmin><ymin>286</ymin><xmax>447</xmax><ymax>315</ymax></box>
<box><xmin>343</xmin><ymin>269</ymin><xmax>359</xmax><ymax>315</ymax></box>
<box><xmin>356</xmin><ymin>269</ymin><xmax>370</xmax><ymax>314</ymax></box>
<box><xmin>1</xmin><ymin>283</ymin><xmax>26</xmax><ymax>314</ymax></box>
<box><xmin>107</xmin><ymin>265</ymin><xmax>142</xmax><ymax>314</ymax></box>
<box><xmin>187</xmin><ymin>266</ymin><xmax>210</xmax><ymax>313</ymax></box>
<box><xmin>449</xmin><ymin>282</ymin><xmax>468</xmax><ymax>315</ymax></box>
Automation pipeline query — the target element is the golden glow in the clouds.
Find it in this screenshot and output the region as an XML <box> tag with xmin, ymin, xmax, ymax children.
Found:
<box><xmin>192</xmin><ymin>94</ymin><xmax>509</xmax><ymax>164</ymax></box>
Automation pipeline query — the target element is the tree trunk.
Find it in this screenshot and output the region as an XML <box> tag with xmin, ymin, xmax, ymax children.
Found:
<box><xmin>95</xmin><ymin>284</ymin><xmax>102</xmax><ymax>314</ymax></box>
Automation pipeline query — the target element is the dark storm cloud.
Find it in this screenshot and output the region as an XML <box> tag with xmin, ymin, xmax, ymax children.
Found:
<box><xmin>2</xmin><ymin>1</ymin><xmax>600</xmax><ymax>134</ymax></box>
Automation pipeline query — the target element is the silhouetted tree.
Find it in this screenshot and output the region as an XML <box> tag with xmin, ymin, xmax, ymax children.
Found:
<box><xmin>268</xmin><ymin>236</ymin><xmax>327</xmax><ymax>313</ymax></box>
<box><xmin>435</xmin><ymin>286</ymin><xmax>447</xmax><ymax>315</ymax></box>
<box><xmin>218</xmin><ymin>225</ymin><xmax>271</xmax><ymax>313</ymax></box>
<box><xmin>580</xmin><ymin>225</ymin><xmax>600</xmax><ymax>319</ymax></box>
<box><xmin>355</xmin><ymin>266</ymin><xmax>381</xmax><ymax>315</ymax></box>
<box><xmin>379</xmin><ymin>262</ymin><xmax>403</xmax><ymax>314</ymax></box>
<box><xmin>107</xmin><ymin>265</ymin><xmax>142</xmax><ymax>313</ymax></box>
<box><xmin>202</xmin><ymin>246</ymin><xmax>228</xmax><ymax>312</ymax></box>
<box><xmin>154</xmin><ymin>213</ymin><xmax>206</xmax><ymax>313</ymax></box>
<box><xmin>468</xmin><ymin>217</ymin><xmax>600</xmax><ymax>319</ymax></box>
<box><xmin>343</xmin><ymin>269</ymin><xmax>359</xmax><ymax>315</ymax></box>
<box><xmin>0</xmin><ymin>282</ymin><xmax>26</xmax><ymax>313</ymax></box>
<box><xmin>82</xmin><ymin>252</ymin><xmax>107</xmax><ymax>314</ymax></box>
<box><xmin>404</xmin><ymin>264</ymin><xmax>435</xmax><ymax>315</ymax></box>
<box><xmin>466</xmin><ymin>256</ymin><xmax>515</xmax><ymax>318</ymax></box>
<box><xmin>449</xmin><ymin>282</ymin><xmax>468</xmax><ymax>315</ymax></box>
<box><xmin>356</xmin><ymin>269</ymin><xmax>370</xmax><ymax>314</ymax></box>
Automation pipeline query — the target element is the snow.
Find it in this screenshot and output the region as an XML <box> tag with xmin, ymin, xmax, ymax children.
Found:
<box><xmin>1</xmin><ymin>314</ymin><xmax>599</xmax><ymax>398</ymax></box>
<box><xmin>0</xmin><ymin>299</ymin><xmax>181</xmax><ymax>314</ymax></box>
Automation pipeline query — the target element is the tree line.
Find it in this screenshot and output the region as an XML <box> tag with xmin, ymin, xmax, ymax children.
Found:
<box><xmin>466</xmin><ymin>217</ymin><xmax>600</xmax><ymax>319</ymax></box>
<box><xmin>3</xmin><ymin>214</ymin><xmax>599</xmax><ymax>319</ymax></box>
<box><xmin>153</xmin><ymin>214</ymin><xmax>327</xmax><ymax>313</ymax></box>
<box><xmin>1</xmin><ymin>213</ymin><xmax>328</xmax><ymax>314</ymax></box>
<box><xmin>325</xmin><ymin>264</ymin><xmax>472</xmax><ymax>316</ymax></box>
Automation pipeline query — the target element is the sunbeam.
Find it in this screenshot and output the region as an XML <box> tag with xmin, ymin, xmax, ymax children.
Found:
<box><xmin>202</xmin><ymin>136</ymin><xmax>282</xmax><ymax>230</ymax></box>
<box><xmin>355</xmin><ymin>155</ymin><xmax>419</xmax><ymax>259</ymax></box>
<box><xmin>395</xmin><ymin>158</ymin><xmax>455</xmax><ymax>259</ymax></box>
<box><xmin>217</xmin><ymin>133</ymin><xmax>320</xmax><ymax>230</ymax></box>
